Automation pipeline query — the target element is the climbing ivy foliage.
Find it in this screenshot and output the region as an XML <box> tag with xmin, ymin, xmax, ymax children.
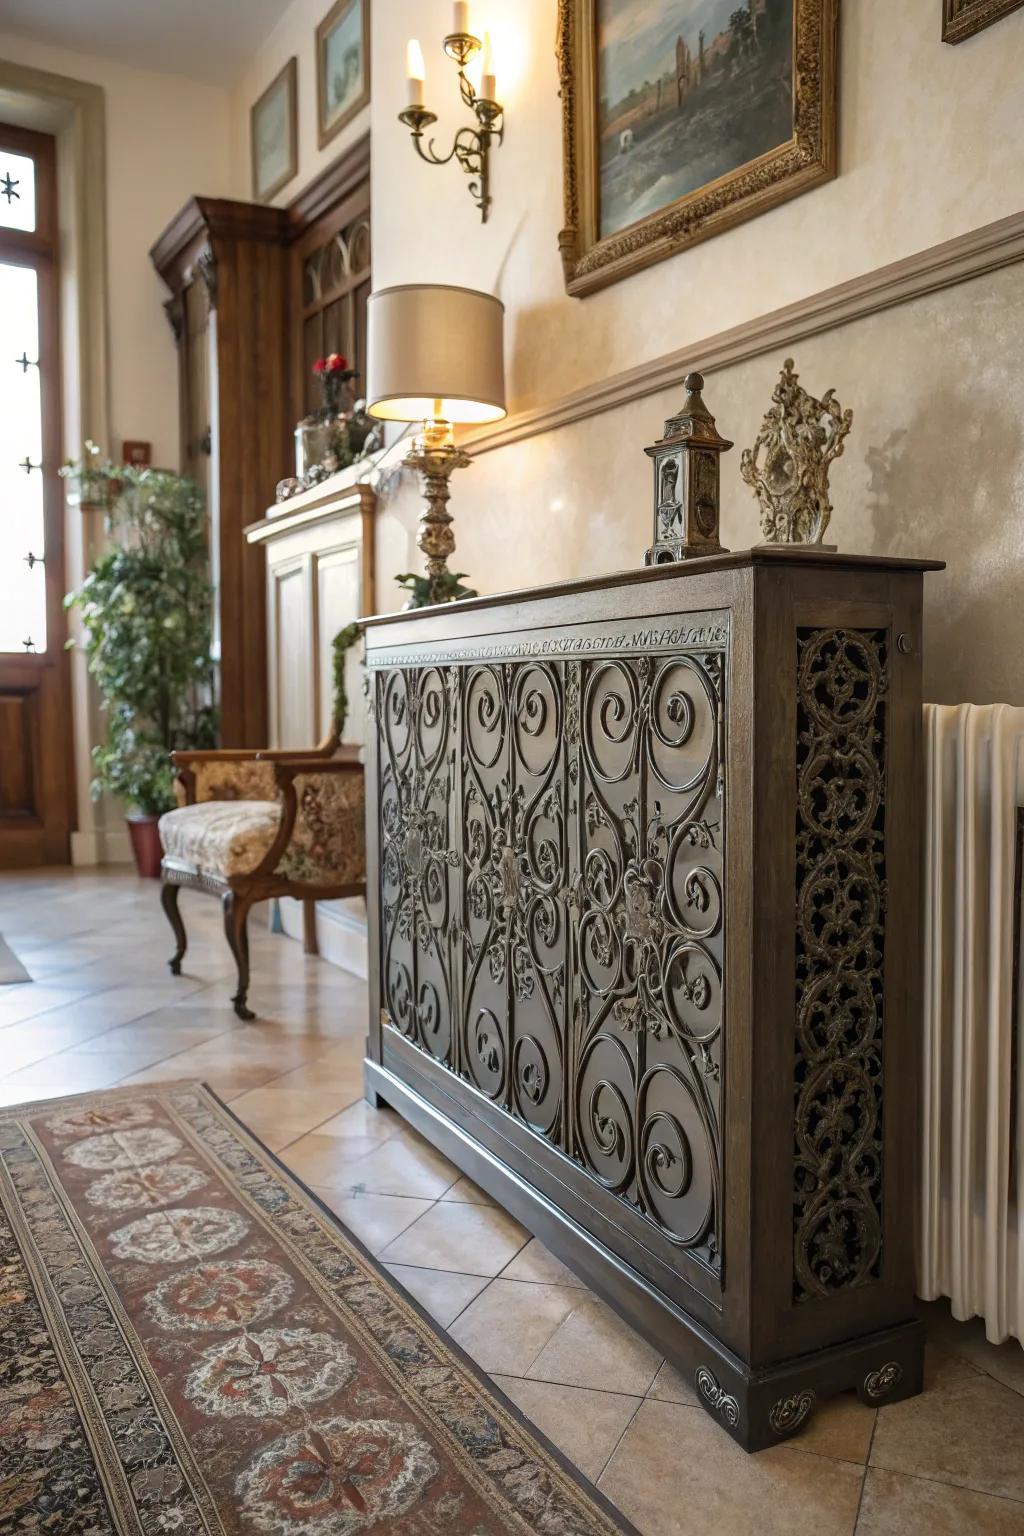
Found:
<box><xmin>65</xmin><ymin>461</ymin><xmax>217</xmax><ymax>816</ymax></box>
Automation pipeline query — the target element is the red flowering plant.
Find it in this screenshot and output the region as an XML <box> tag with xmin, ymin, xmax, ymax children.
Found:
<box><xmin>312</xmin><ymin>352</ymin><xmax>358</xmax><ymax>417</ymax></box>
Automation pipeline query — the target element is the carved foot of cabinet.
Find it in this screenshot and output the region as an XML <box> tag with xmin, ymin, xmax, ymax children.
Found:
<box><xmin>693</xmin><ymin>1320</ymin><xmax>925</xmax><ymax>1452</ymax></box>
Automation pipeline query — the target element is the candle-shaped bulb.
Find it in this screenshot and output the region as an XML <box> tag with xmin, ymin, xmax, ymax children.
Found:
<box><xmin>453</xmin><ymin>1</ymin><xmax>469</xmax><ymax>33</ymax></box>
<box><xmin>481</xmin><ymin>31</ymin><xmax>496</xmax><ymax>101</ymax></box>
<box><xmin>406</xmin><ymin>38</ymin><xmax>426</xmax><ymax>105</ymax></box>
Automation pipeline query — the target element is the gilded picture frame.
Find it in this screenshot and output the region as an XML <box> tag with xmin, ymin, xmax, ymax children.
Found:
<box><xmin>251</xmin><ymin>57</ymin><xmax>298</xmax><ymax>203</ymax></box>
<box><xmin>316</xmin><ymin>0</ymin><xmax>371</xmax><ymax>150</ymax></box>
<box><xmin>557</xmin><ymin>0</ymin><xmax>839</xmax><ymax>298</ymax></box>
<box><xmin>942</xmin><ymin>0</ymin><xmax>1024</xmax><ymax>42</ymax></box>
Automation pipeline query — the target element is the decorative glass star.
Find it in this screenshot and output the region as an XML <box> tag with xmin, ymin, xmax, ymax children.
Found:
<box><xmin>0</xmin><ymin>172</ymin><xmax>20</xmax><ymax>203</ymax></box>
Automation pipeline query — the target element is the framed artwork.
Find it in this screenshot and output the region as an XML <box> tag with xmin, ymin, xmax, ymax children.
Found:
<box><xmin>942</xmin><ymin>0</ymin><xmax>1024</xmax><ymax>42</ymax></box>
<box><xmin>251</xmin><ymin>58</ymin><xmax>298</xmax><ymax>203</ymax></box>
<box><xmin>557</xmin><ymin>0</ymin><xmax>838</xmax><ymax>298</ymax></box>
<box><xmin>316</xmin><ymin>0</ymin><xmax>371</xmax><ymax>150</ymax></box>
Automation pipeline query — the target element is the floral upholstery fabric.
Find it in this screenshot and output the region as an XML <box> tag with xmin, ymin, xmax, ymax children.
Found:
<box><xmin>276</xmin><ymin>770</ymin><xmax>365</xmax><ymax>887</ymax></box>
<box><xmin>159</xmin><ymin>800</ymin><xmax>281</xmax><ymax>878</ymax></box>
<box><xmin>192</xmin><ymin>758</ymin><xmax>280</xmax><ymax>804</ymax></box>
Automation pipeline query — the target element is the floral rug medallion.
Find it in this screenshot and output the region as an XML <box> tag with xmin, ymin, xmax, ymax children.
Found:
<box><xmin>0</xmin><ymin>1082</ymin><xmax>635</xmax><ymax>1535</ymax></box>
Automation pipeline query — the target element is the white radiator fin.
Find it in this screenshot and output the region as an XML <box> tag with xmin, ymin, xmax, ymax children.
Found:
<box><xmin>920</xmin><ymin>703</ymin><xmax>1024</xmax><ymax>1343</ymax></box>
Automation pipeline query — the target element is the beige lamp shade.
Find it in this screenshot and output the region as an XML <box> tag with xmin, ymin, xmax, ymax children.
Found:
<box><xmin>366</xmin><ymin>283</ymin><xmax>506</xmax><ymax>426</ymax></box>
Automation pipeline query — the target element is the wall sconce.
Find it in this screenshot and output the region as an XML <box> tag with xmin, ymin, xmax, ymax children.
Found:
<box><xmin>400</xmin><ymin>5</ymin><xmax>504</xmax><ymax>223</ymax></box>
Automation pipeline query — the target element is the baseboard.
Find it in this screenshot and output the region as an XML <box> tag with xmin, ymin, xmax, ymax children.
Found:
<box><xmin>277</xmin><ymin>896</ymin><xmax>368</xmax><ymax>980</ymax></box>
<box><xmin>70</xmin><ymin>828</ymin><xmax>133</xmax><ymax>867</ymax></box>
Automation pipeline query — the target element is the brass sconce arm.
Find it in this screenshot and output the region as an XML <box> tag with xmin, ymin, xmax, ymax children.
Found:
<box><xmin>399</xmin><ymin>32</ymin><xmax>505</xmax><ymax>223</ymax></box>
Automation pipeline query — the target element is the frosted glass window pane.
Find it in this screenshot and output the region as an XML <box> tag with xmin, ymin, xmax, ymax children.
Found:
<box><xmin>0</xmin><ymin>261</ymin><xmax>45</xmax><ymax>652</ymax></box>
<box><xmin>0</xmin><ymin>150</ymin><xmax>35</xmax><ymax>232</ymax></box>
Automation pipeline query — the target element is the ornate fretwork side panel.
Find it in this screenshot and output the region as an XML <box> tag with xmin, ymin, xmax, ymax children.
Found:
<box><xmin>573</xmin><ymin>650</ymin><xmax>726</xmax><ymax>1273</ymax></box>
<box><xmin>378</xmin><ymin>667</ymin><xmax>461</xmax><ymax>1069</ymax></box>
<box><xmin>461</xmin><ymin>662</ymin><xmax>568</xmax><ymax>1145</ymax></box>
<box><xmin>793</xmin><ymin>628</ymin><xmax>888</xmax><ymax>1303</ymax></box>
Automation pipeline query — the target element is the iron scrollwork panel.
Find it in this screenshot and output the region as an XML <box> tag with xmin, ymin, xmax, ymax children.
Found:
<box><xmin>793</xmin><ymin>628</ymin><xmax>888</xmax><ymax>1303</ymax></box>
<box><xmin>574</xmin><ymin>651</ymin><xmax>726</xmax><ymax>1273</ymax></box>
<box><xmin>376</xmin><ymin>633</ymin><xmax>727</xmax><ymax>1277</ymax></box>
<box><xmin>378</xmin><ymin>666</ymin><xmax>460</xmax><ymax>1067</ymax></box>
<box><xmin>461</xmin><ymin>662</ymin><xmax>567</xmax><ymax>1142</ymax></box>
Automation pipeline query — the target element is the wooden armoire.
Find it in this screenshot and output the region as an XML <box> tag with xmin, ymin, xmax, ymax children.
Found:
<box><xmin>150</xmin><ymin>135</ymin><xmax>370</xmax><ymax>747</ymax></box>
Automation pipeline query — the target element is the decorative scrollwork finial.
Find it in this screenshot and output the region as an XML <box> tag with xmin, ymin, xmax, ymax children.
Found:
<box><xmin>740</xmin><ymin>358</ymin><xmax>853</xmax><ymax>548</ymax></box>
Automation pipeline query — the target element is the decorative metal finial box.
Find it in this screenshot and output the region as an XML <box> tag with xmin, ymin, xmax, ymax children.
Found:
<box><xmin>644</xmin><ymin>372</ymin><xmax>733</xmax><ymax>564</ymax></box>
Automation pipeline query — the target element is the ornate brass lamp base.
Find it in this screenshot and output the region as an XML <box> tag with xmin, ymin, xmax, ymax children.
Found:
<box><xmin>403</xmin><ymin>420</ymin><xmax>473</xmax><ymax>607</ymax></box>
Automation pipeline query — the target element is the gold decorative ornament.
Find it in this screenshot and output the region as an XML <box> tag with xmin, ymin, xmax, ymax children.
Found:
<box><xmin>740</xmin><ymin>359</ymin><xmax>852</xmax><ymax>548</ymax></box>
<box><xmin>644</xmin><ymin>372</ymin><xmax>732</xmax><ymax>564</ymax></box>
<box><xmin>399</xmin><ymin>23</ymin><xmax>504</xmax><ymax>223</ymax></box>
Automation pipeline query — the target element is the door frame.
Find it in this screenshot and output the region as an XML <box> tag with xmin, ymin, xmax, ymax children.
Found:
<box><xmin>0</xmin><ymin>120</ymin><xmax>73</xmax><ymax>865</ymax></box>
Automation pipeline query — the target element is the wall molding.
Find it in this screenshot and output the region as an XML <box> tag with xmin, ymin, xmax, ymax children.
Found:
<box><xmin>463</xmin><ymin>209</ymin><xmax>1024</xmax><ymax>458</ymax></box>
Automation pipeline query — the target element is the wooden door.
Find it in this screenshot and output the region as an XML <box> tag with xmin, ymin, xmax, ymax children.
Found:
<box><xmin>0</xmin><ymin>124</ymin><xmax>72</xmax><ymax>866</ymax></box>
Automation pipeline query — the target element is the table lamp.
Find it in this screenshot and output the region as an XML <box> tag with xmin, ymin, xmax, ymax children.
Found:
<box><xmin>366</xmin><ymin>283</ymin><xmax>506</xmax><ymax>606</ymax></box>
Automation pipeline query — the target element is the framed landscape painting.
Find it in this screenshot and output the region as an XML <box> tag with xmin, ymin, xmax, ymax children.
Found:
<box><xmin>251</xmin><ymin>57</ymin><xmax>298</xmax><ymax>203</ymax></box>
<box><xmin>558</xmin><ymin>0</ymin><xmax>838</xmax><ymax>297</ymax></box>
<box><xmin>317</xmin><ymin>0</ymin><xmax>371</xmax><ymax>149</ymax></box>
<box><xmin>942</xmin><ymin>0</ymin><xmax>1024</xmax><ymax>43</ymax></box>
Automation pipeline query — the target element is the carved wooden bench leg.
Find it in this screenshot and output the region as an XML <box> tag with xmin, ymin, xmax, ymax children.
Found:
<box><xmin>160</xmin><ymin>880</ymin><xmax>187</xmax><ymax>976</ymax></box>
<box><xmin>222</xmin><ymin>890</ymin><xmax>256</xmax><ymax>1021</ymax></box>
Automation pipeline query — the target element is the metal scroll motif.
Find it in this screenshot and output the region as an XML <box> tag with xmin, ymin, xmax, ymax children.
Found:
<box><xmin>376</xmin><ymin>636</ymin><xmax>726</xmax><ymax>1268</ymax></box>
<box><xmin>863</xmin><ymin>1361</ymin><xmax>903</xmax><ymax>1400</ymax></box>
<box><xmin>694</xmin><ymin>1366</ymin><xmax>740</xmax><ymax>1428</ymax></box>
<box><xmin>378</xmin><ymin>667</ymin><xmax>461</xmax><ymax>1066</ymax></box>
<box><xmin>793</xmin><ymin>628</ymin><xmax>888</xmax><ymax>1303</ymax></box>
<box><xmin>575</xmin><ymin>652</ymin><xmax>725</xmax><ymax>1269</ymax></box>
<box><xmin>768</xmin><ymin>1389</ymin><xmax>816</xmax><ymax>1435</ymax></box>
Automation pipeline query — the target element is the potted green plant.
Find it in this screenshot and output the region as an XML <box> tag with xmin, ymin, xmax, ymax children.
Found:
<box><xmin>65</xmin><ymin>459</ymin><xmax>217</xmax><ymax>877</ymax></box>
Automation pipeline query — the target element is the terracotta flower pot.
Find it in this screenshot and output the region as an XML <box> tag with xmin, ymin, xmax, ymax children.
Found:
<box><xmin>126</xmin><ymin>813</ymin><xmax>163</xmax><ymax>879</ymax></box>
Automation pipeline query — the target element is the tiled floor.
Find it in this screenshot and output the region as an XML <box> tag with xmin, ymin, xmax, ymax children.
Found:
<box><xmin>3</xmin><ymin>868</ymin><xmax>1024</xmax><ymax>1534</ymax></box>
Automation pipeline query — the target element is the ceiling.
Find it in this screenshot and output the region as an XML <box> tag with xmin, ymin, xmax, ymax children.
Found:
<box><xmin>0</xmin><ymin>0</ymin><xmax>285</xmax><ymax>87</ymax></box>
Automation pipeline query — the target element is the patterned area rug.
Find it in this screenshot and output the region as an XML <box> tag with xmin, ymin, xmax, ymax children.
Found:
<box><xmin>0</xmin><ymin>1081</ymin><xmax>635</xmax><ymax>1535</ymax></box>
<box><xmin>0</xmin><ymin>934</ymin><xmax>30</xmax><ymax>983</ymax></box>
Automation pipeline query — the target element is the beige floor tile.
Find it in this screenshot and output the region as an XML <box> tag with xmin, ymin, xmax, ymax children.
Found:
<box><xmin>340</xmin><ymin>1133</ymin><xmax>461</xmax><ymax>1200</ymax></box>
<box><xmin>599</xmin><ymin>1399</ymin><xmax>864</xmax><ymax>1536</ymax></box>
<box><xmin>491</xmin><ymin>1375</ymin><xmax>641</xmax><ymax>1481</ymax></box>
<box><xmin>260</xmin><ymin>1059</ymin><xmax>365</xmax><ymax>1095</ymax></box>
<box><xmin>315</xmin><ymin>1099</ymin><xmax>403</xmax><ymax>1144</ymax></box>
<box><xmin>439</xmin><ymin>1176</ymin><xmax>497</xmax><ymax>1206</ymax></box>
<box><xmin>647</xmin><ymin>1360</ymin><xmax>698</xmax><ymax>1406</ymax></box>
<box><xmin>3</xmin><ymin>1049</ymin><xmax>165</xmax><ymax>1091</ymax></box>
<box><xmin>501</xmin><ymin>1237</ymin><xmax>587</xmax><ymax>1288</ymax></box>
<box><xmin>870</xmin><ymin>1374</ymin><xmax>1024</xmax><ymax>1502</ymax></box>
<box><xmin>924</xmin><ymin>1341</ymin><xmax>982</xmax><ymax>1391</ymax></box>
<box><xmin>384</xmin><ymin>1264</ymin><xmax>489</xmax><ymax>1327</ymax></box>
<box><xmin>797</xmin><ymin>1391</ymin><xmax>875</xmax><ymax>1464</ymax></box>
<box><xmin>920</xmin><ymin>1300</ymin><xmax>1024</xmax><ymax>1398</ymax></box>
<box><xmin>230</xmin><ymin>1086</ymin><xmax>352</xmax><ymax>1136</ymax></box>
<box><xmin>527</xmin><ymin>1294</ymin><xmax>662</xmax><ymax>1397</ymax></box>
<box><xmin>856</xmin><ymin>1468</ymin><xmax>1024</xmax><ymax>1534</ymax></box>
<box><xmin>313</xmin><ymin>1188</ymin><xmax>433</xmax><ymax>1253</ymax></box>
<box><xmin>283</xmin><ymin>1132</ymin><xmax>390</xmax><ymax>1190</ymax></box>
<box><xmin>0</xmin><ymin>983</ymin><xmax>104</xmax><ymax>1025</ymax></box>
<box><xmin>75</xmin><ymin>1019</ymin><xmax>230</xmax><ymax>1055</ymax></box>
<box><xmin>447</xmin><ymin>1279</ymin><xmax>582</xmax><ymax>1374</ymax></box>
<box><xmin>379</xmin><ymin>1200</ymin><xmax>530</xmax><ymax>1276</ymax></box>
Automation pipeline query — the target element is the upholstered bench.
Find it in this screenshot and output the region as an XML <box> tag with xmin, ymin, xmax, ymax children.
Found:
<box><xmin>159</xmin><ymin>745</ymin><xmax>365</xmax><ymax>1019</ymax></box>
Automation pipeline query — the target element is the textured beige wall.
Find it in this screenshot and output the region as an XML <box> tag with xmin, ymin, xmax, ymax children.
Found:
<box><xmin>366</xmin><ymin>0</ymin><xmax>1024</xmax><ymax>705</ymax></box>
<box><xmin>227</xmin><ymin>0</ymin><xmax>369</xmax><ymax>205</ymax></box>
<box><xmin>373</xmin><ymin>261</ymin><xmax>1024</xmax><ymax>705</ymax></box>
